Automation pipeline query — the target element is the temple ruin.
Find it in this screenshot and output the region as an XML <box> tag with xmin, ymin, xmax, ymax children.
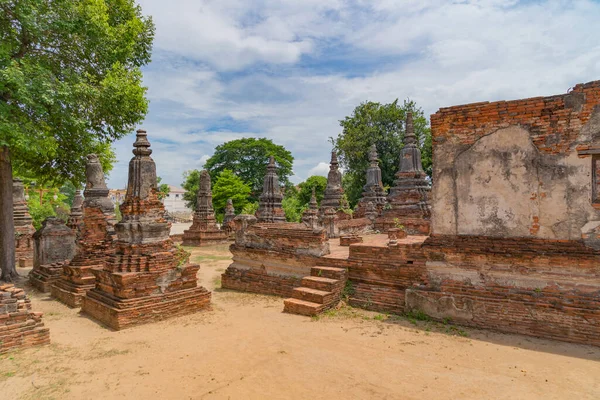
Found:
<box><xmin>221</xmin><ymin>80</ymin><xmax>600</xmax><ymax>345</ymax></box>
<box><xmin>12</xmin><ymin>179</ymin><xmax>34</xmax><ymax>268</ymax></box>
<box><xmin>51</xmin><ymin>154</ymin><xmax>117</xmax><ymax>307</ymax></box>
<box><xmin>81</xmin><ymin>130</ymin><xmax>211</xmax><ymax>330</ymax></box>
<box><xmin>182</xmin><ymin>170</ymin><xmax>229</xmax><ymax>246</ymax></box>
<box><xmin>29</xmin><ymin>217</ymin><xmax>77</xmax><ymax>292</ymax></box>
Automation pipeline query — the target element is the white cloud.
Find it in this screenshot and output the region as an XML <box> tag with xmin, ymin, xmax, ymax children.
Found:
<box><xmin>107</xmin><ymin>0</ymin><xmax>600</xmax><ymax>189</ymax></box>
<box><xmin>308</xmin><ymin>162</ymin><xmax>331</xmax><ymax>178</ymax></box>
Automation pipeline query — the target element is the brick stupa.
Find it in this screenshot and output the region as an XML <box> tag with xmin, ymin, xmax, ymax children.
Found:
<box><xmin>302</xmin><ymin>188</ymin><xmax>320</xmax><ymax>229</ymax></box>
<box><xmin>256</xmin><ymin>156</ymin><xmax>286</xmax><ymax>223</ymax></box>
<box><xmin>222</xmin><ymin>198</ymin><xmax>236</xmax><ymax>235</ymax></box>
<box><xmin>51</xmin><ymin>154</ymin><xmax>116</xmax><ymax>307</ymax></box>
<box><xmin>182</xmin><ymin>170</ymin><xmax>228</xmax><ymax>246</ymax></box>
<box><xmin>383</xmin><ymin>112</ymin><xmax>431</xmax><ymax>234</ymax></box>
<box><xmin>82</xmin><ymin>129</ymin><xmax>211</xmax><ymax>330</ymax></box>
<box><xmin>320</xmin><ymin>151</ymin><xmax>344</xmax><ymax>211</ymax></box>
<box><xmin>30</xmin><ymin>217</ymin><xmax>77</xmax><ymax>292</ymax></box>
<box><xmin>12</xmin><ymin>179</ymin><xmax>35</xmax><ymax>268</ymax></box>
<box><xmin>67</xmin><ymin>190</ymin><xmax>84</xmax><ymax>231</ymax></box>
<box><xmin>355</xmin><ymin>144</ymin><xmax>387</xmax><ymax>218</ymax></box>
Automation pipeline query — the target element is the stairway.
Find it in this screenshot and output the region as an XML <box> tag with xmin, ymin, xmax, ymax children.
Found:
<box><xmin>283</xmin><ymin>266</ymin><xmax>347</xmax><ymax>316</ymax></box>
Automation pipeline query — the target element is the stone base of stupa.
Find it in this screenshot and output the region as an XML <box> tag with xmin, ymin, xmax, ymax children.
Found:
<box><xmin>51</xmin><ymin>265</ymin><xmax>99</xmax><ymax>308</ymax></box>
<box><xmin>29</xmin><ymin>262</ymin><xmax>67</xmax><ymax>293</ymax></box>
<box><xmin>82</xmin><ymin>286</ymin><xmax>211</xmax><ymax>330</ymax></box>
<box><xmin>181</xmin><ymin>228</ymin><xmax>229</xmax><ymax>247</ymax></box>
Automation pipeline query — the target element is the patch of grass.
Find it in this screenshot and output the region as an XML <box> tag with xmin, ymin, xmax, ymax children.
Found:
<box><xmin>404</xmin><ymin>309</ymin><xmax>432</xmax><ymax>325</ymax></box>
<box><xmin>341</xmin><ymin>280</ymin><xmax>355</xmax><ymax>300</ymax></box>
<box><xmin>4</xmin><ymin>371</ymin><xmax>15</xmax><ymax>377</ymax></box>
<box><xmin>213</xmin><ymin>276</ymin><xmax>222</xmax><ymax>288</ymax></box>
<box><xmin>373</xmin><ymin>314</ymin><xmax>387</xmax><ymax>321</ymax></box>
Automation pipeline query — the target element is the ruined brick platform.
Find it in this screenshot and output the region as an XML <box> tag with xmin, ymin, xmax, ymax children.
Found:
<box><xmin>83</xmin><ymin>285</ymin><xmax>211</xmax><ymax>330</ymax></box>
<box><xmin>0</xmin><ymin>284</ymin><xmax>50</xmax><ymax>354</ymax></box>
<box><xmin>222</xmin><ymin>219</ymin><xmax>330</xmax><ymax>297</ymax></box>
<box><xmin>30</xmin><ymin>262</ymin><xmax>68</xmax><ymax>293</ymax></box>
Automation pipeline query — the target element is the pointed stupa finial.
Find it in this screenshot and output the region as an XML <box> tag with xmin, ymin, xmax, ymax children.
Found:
<box><xmin>268</xmin><ymin>156</ymin><xmax>276</xmax><ymax>168</ymax></box>
<box><xmin>133</xmin><ymin>129</ymin><xmax>152</xmax><ymax>157</ymax></box>
<box><xmin>330</xmin><ymin>151</ymin><xmax>339</xmax><ymax>166</ymax></box>
<box><xmin>368</xmin><ymin>144</ymin><xmax>378</xmax><ymax>164</ymax></box>
<box><xmin>404</xmin><ymin>112</ymin><xmax>416</xmax><ymax>146</ymax></box>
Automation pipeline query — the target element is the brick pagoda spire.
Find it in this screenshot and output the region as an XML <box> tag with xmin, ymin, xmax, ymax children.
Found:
<box><xmin>182</xmin><ymin>170</ymin><xmax>228</xmax><ymax>245</ymax></box>
<box><xmin>355</xmin><ymin>144</ymin><xmax>387</xmax><ymax>218</ymax></box>
<box><xmin>51</xmin><ymin>154</ymin><xmax>116</xmax><ymax>307</ymax></box>
<box><xmin>12</xmin><ymin>179</ymin><xmax>35</xmax><ymax>268</ymax></box>
<box><xmin>256</xmin><ymin>156</ymin><xmax>286</xmax><ymax>223</ymax></box>
<box><xmin>384</xmin><ymin>112</ymin><xmax>431</xmax><ymax>234</ymax></box>
<box><xmin>302</xmin><ymin>187</ymin><xmax>320</xmax><ymax>229</ymax></box>
<box><xmin>223</xmin><ymin>198</ymin><xmax>236</xmax><ymax>226</ymax></box>
<box><xmin>82</xmin><ymin>129</ymin><xmax>210</xmax><ymax>330</ymax></box>
<box><xmin>320</xmin><ymin>151</ymin><xmax>344</xmax><ymax>211</ymax></box>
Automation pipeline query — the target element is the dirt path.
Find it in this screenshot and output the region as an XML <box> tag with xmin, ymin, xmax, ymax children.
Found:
<box><xmin>1</xmin><ymin>244</ymin><xmax>599</xmax><ymax>399</ymax></box>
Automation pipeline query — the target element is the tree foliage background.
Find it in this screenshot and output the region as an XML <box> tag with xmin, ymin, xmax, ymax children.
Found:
<box><xmin>0</xmin><ymin>0</ymin><xmax>154</xmax><ymax>281</ymax></box>
<box><xmin>203</xmin><ymin>138</ymin><xmax>294</xmax><ymax>201</ymax></box>
<box><xmin>211</xmin><ymin>169</ymin><xmax>251</xmax><ymax>222</ymax></box>
<box><xmin>334</xmin><ymin>99</ymin><xmax>431</xmax><ymax>207</ymax></box>
<box><xmin>0</xmin><ymin>0</ymin><xmax>154</xmax><ymax>186</ymax></box>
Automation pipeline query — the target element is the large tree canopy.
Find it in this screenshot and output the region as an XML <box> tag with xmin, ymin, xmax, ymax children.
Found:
<box><xmin>0</xmin><ymin>0</ymin><xmax>154</xmax><ymax>281</ymax></box>
<box><xmin>0</xmin><ymin>0</ymin><xmax>154</xmax><ymax>185</ymax></box>
<box><xmin>203</xmin><ymin>138</ymin><xmax>294</xmax><ymax>201</ymax></box>
<box><xmin>334</xmin><ymin>99</ymin><xmax>431</xmax><ymax>207</ymax></box>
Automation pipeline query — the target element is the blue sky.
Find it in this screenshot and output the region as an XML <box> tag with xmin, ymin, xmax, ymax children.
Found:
<box><xmin>106</xmin><ymin>0</ymin><xmax>600</xmax><ymax>189</ymax></box>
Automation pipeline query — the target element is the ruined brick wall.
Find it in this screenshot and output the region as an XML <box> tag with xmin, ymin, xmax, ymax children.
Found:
<box><xmin>0</xmin><ymin>284</ymin><xmax>50</xmax><ymax>353</ymax></box>
<box><xmin>408</xmin><ymin>235</ymin><xmax>600</xmax><ymax>346</ymax></box>
<box><xmin>430</xmin><ymin>81</ymin><xmax>600</xmax><ymax>242</ymax></box>
<box><xmin>319</xmin><ymin>240</ymin><xmax>428</xmax><ymax>314</ymax></box>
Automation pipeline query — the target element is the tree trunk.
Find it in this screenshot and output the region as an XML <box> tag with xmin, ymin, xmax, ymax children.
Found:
<box><xmin>0</xmin><ymin>145</ymin><xmax>18</xmax><ymax>282</ymax></box>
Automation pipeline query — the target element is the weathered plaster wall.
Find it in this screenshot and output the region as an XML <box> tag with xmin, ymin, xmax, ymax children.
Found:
<box><xmin>430</xmin><ymin>81</ymin><xmax>600</xmax><ymax>242</ymax></box>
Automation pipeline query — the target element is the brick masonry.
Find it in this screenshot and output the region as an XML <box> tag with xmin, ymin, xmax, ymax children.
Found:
<box><xmin>221</xmin><ymin>220</ymin><xmax>330</xmax><ymax>297</ymax></box>
<box><xmin>0</xmin><ymin>284</ymin><xmax>50</xmax><ymax>354</ymax></box>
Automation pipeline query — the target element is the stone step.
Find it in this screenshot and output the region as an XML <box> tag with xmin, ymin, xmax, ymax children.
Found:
<box><xmin>292</xmin><ymin>287</ymin><xmax>334</xmax><ymax>304</ymax></box>
<box><xmin>302</xmin><ymin>276</ymin><xmax>339</xmax><ymax>292</ymax></box>
<box><xmin>311</xmin><ymin>266</ymin><xmax>346</xmax><ymax>280</ymax></box>
<box><xmin>283</xmin><ymin>298</ymin><xmax>323</xmax><ymax>316</ymax></box>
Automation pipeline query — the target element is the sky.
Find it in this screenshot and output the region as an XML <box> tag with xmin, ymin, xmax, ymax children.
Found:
<box><xmin>106</xmin><ymin>0</ymin><xmax>600</xmax><ymax>189</ymax></box>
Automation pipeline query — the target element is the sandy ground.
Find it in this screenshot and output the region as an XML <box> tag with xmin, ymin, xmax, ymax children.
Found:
<box><xmin>1</xmin><ymin>244</ymin><xmax>600</xmax><ymax>400</ymax></box>
<box><xmin>170</xmin><ymin>222</ymin><xmax>192</xmax><ymax>235</ymax></box>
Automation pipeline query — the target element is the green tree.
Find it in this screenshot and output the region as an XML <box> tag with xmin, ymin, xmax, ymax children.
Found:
<box><xmin>204</xmin><ymin>138</ymin><xmax>294</xmax><ymax>201</ymax></box>
<box><xmin>0</xmin><ymin>0</ymin><xmax>154</xmax><ymax>281</ymax></box>
<box><xmin>282</xmin><ymin>195</ymin><xmax>304</xmax><ymax>223</ymax></box>
<box><xmin>156</xmin><ymin>176</ymin><xmax>170</xmax><ymax>201</ymax></box>
<box><xmin>212</xmin><ymin>169</ymin><xmax>251</xmax><ymax>222</ymax></box>
<box><xmin>297</xmin><ymin>176</ymin><xmax>327</xmax><ymax>207</ymax></box>
<box><xmin>181</xmin><ymin>169</ymin><xmax>201</xmax><ymax>210</ymax></box>
<box><xmin>334</xmin><ymin>99</ymin><xmax>431</xmax><ymax>207</ymax></box>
